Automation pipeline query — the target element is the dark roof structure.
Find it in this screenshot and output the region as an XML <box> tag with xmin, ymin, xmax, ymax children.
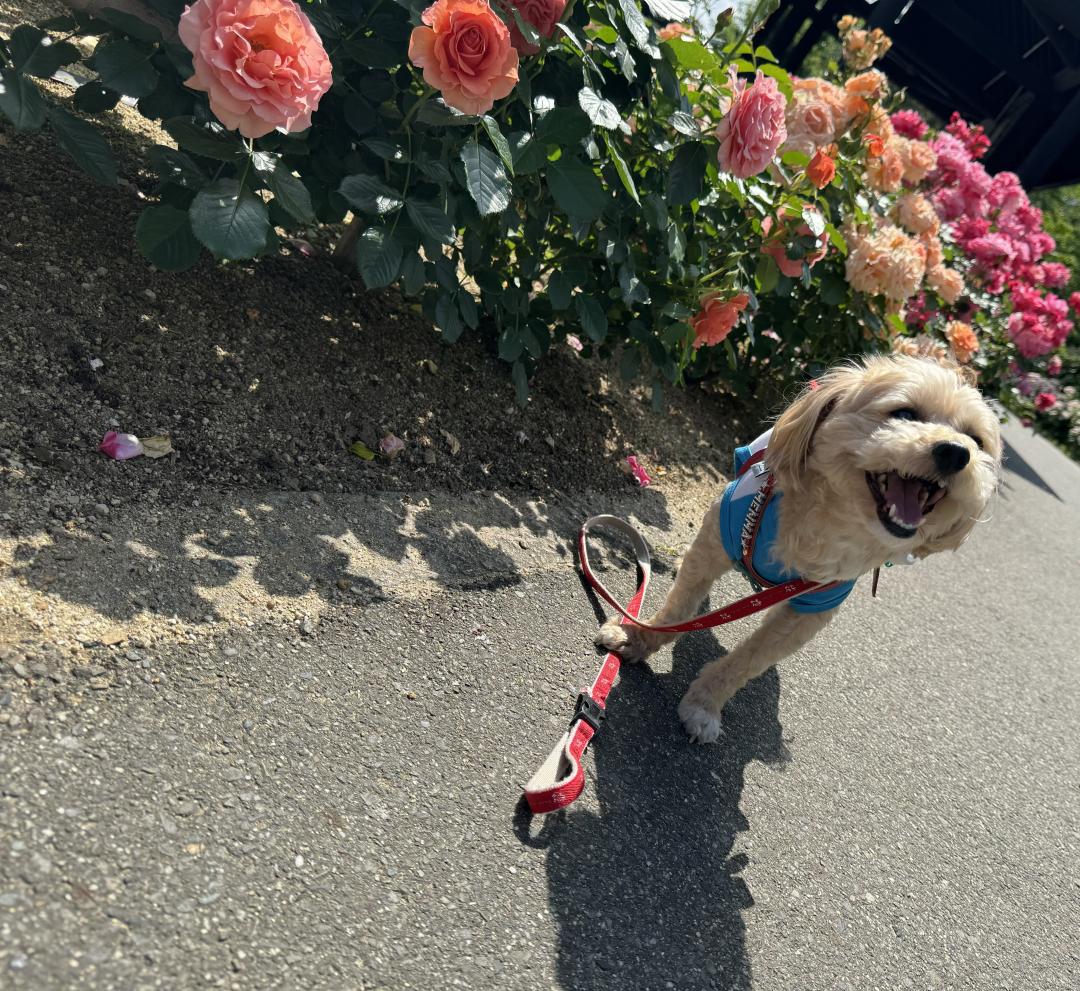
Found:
<box><xmin>758</xmin><ymin>0</ymin><xmax>1080</xmax><ymax>189</ymax></box>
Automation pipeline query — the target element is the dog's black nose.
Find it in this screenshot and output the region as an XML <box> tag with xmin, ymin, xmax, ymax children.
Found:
<box><xmin>932</xmin><ymin>441</ymin><xmax>970</xmax><ymax>476</ymax></box>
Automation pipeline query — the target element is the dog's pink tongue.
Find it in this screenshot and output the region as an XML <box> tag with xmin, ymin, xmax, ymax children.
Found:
<box><xmin>884</xmin><ymin>472</ymin><xmax>923</xmax><ymax>526</ymax></box>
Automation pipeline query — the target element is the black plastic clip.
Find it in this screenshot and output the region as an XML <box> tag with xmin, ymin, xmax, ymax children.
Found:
<box><xmin>570</xmin><ymin>692</ymin><xmax>606</xmax><ymax>733</ymax></box>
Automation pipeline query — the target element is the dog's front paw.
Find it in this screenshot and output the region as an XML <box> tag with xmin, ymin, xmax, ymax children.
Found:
<box><xmin>595</xmin><ymin>619</ymin><xmax>651</xmax><ymax>663</ymax></box>
<box><xmin>677</xmin><ymin>688</ymin><xmax>724</xmax><ymax>744</ymax></box>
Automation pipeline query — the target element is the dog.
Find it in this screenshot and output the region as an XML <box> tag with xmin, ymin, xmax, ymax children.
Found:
<box><xmin>596</xmin><ymin>354</ymin><xmax>1002</xmax><ymax>743</ymax></box>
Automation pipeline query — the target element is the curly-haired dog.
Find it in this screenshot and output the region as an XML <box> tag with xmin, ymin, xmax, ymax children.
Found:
<box><xmin>596</xmin><ymin>354</ymin><xmax>1002</xmax><ymax>743</ymax></box>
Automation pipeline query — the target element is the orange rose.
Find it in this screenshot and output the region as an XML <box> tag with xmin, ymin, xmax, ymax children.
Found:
<box><xmin>691</xmin><ymin>293</ymin><xmax>749</xmax><ymax>349</ymax></box>
<box><xmin>866</xmin><ymin>141</ymin><xmax>904</xmax><ymax>192</ymax></box>
<box><xmin>864</xmin><ymin>133</ymin><xmax>884</xmax><ymax>157</ymax></box>
<box><xmin>409</xmin><ymin>0</ymin><xmax>519</xmax><ymax>116</ymax></box>
<box><xmin>944</xmin><ymin>320</ymin><xmax>978</xmax><ymax>363</ymax></box>
<box><xmin>806</xmin><ymin>147</ymin><xmax>836</xmax><ymax>188</ymax></box>
<box><xmin>658</xmin><ymin>22</ymin><xmax>690</xmax><ymax>41</ymax></box>
<box><xmin>845</xmin><ymin>70</ymin><xmax>886</xmax><ymax>100</ymax></box>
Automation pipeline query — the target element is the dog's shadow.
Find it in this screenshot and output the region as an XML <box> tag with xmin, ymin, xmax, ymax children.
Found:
<box><xmin>518</xmin><ymin>628</ymin><xmax>791</xmax><ymax>989</ymax></box>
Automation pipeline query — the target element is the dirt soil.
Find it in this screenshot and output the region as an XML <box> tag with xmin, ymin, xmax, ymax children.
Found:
<box><xmin>0</xmin><ymin>10</ymin><xmax>767</xmax><ymax>670</ymax></box>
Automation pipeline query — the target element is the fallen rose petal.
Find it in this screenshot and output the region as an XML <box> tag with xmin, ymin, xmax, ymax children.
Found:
<box><xmin>89</xmin><ymin>358</ymin><xmax>103</xmax><ymax>371</ymax></box>
<box><xmin>625</xmin><ymin>455</ymin><xmax>651</xmax><ymax>487</ymax></box>
<box><xmin>99</xmin><ymin>431</ymin><xmax>144</xmax><ymax>460</ymax></box>
<box><xmin>140</xmin><ymin>435</ymin><xmax>173</xmax><ymax>459</ymax></box>
<box><xmin>286</xmin><ymin>238</ymin><xmax>317</xmax><ymax>257</ymax></box>
<box><xmin>379</xmin><ymin>434</ymin><xmax>406</xmax><ymax>459</ymax></box>
<box><xmin>349</xmin><ymin>440</ymin><xmax>376</xmax><ymax>461</ymax></box>
<box><xmin>566</xmin><ymin>334</ymin><xmax>584</xmax><ymax>352</ymax></box>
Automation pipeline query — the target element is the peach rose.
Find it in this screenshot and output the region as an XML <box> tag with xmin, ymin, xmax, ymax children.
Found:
<box><xmin>761</xmin><ymin>208</ymin><xmax>828</xmax><ymax>278</ymax></box>
<box><xmin>178</xmin><ymin>0</ymin><xmax>332</xmax><ymax>139</ymax></box>
<box><xmin>691</xmin><ymin>292</ymin><xmax>749</xmax><ymax>349</ymax></box>
<box><xmin>658</xmin><ymin>22</ymin><xmax>690</xmax><ymax>41</ymax></box>
<box><xmin>896</xmin><ymin>192</ymin><xmax>938</xmax><ymax>235</ymax></box>
<box><xmin>846</xmin><ymin>222</ymin><xmax>926</xmax><ymax>302</ymax></box>
<box><xmin>409</xmin><ymin>0</ymin><xmax>519</xmax><ymax>116</ymax></box>
<box><xmin>920</xmin><ymin>232</ymin><xmax>944</xmax><ymax>268</ymax></box>
<box><xmin>500</xmin><ymin>0</ymin><xmax>566</xmax><ymax>55</ymax></box>
<box><xmin>944</xmin><ymin>320</ymin><xmax>978</xmax><ymax>363</ymax></box>
<box><xmin>927</xmin><ymin>264</ymin><xmax>964</xmax><ymax>305</ymax></box>
<box><xmin>806</xmin><ymin>147</ymin><xmax>836</xmax><ymax>188</ymax></box>
<box><xmin>716</xmin><ymin>71</ymin><xmax>787</xmax><ymax>179</ymax></box>
<box><xmin>866</xmin><ymin>140</ymin><xmax>904</xmax><ymax>192</ymax></box>
<box><xmin>897</xmin><ymin>137</ymin><xmax>936</xmax><ymax>184</ymax></box>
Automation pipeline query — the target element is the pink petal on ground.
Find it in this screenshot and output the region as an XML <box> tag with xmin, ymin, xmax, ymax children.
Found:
<box><xmin>99</xmin><ymin>431</ymin><xmax>144</xmax><ymax>460</ymax></box>
<box><xmin>566</xmin><ymin>334</ymin><xmax>584</xmax><ymax>352</ymax></box>
<box><xmin>625</xmin><ymin>455</ymin><xmax>651</xmax><ymax>487</ymax></box>
<box><xmin>379</xmin><ymin>434</ymin><xmax>406</xmax><ymax>458</ymax></box>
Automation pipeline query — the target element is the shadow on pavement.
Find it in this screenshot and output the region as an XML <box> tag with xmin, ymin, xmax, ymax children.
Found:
<box><xmin>517</xmin><ymin>628</ymin><xmax>791</xmax><ymax>990</ymax></box>
<box><xmin>1000</xmin><ymin>437</ymin><xmax>1061</xmax><ymax>502</ymax></box>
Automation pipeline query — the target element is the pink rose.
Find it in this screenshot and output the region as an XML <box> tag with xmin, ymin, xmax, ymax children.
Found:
<box><xmin>1070</xmin><ymin>291</ymin><xmax>1080</xmax><ymax>315</ymax></box>
<box><xmin>1047</xmin><ymin>355</ymin><xmax>1063</xmax><ymax>376</ymax></box>
<box><xmin>500</xmin><ymin>0</ymin><xmax>566</xmax><ymax>55</ymax></box>
<box><xmin>890</xmin><ymin>109</ymin><xmax>927</xmax><ymax>139</ymax></box>
<box><xmin>691</xmin><ymin>292</ymin><xmax>749</xmax><ymax>349</ymax></box>
<box><xmin>1034</xmin><ymin>392</ymin><xmax>1057</xmax><ymax>411</ymax></box>
<box><xmin>179</xmin><ymin>0</ymin><xmax>332</xmax><ymax>139</ymax></box>
<box><xmin>716</xmin><ymin>71</ymin><xmax>787</xmax><ymax>179</ymax></box>
<box><xmin>1041</xmin><ymin>262</ymin><xmax>1070</xmax><ymax>288</ymax></box>
<box><xmin>409</xmin><ymin>0</ymin><xmax>519</xmax><ymax>116</ymax></box>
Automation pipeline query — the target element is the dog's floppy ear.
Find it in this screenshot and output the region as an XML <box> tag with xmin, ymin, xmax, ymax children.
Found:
<box><xmin>767</xmin><ymin>368</ymin><xmax>853</xmax><ymax>489</ymax></box>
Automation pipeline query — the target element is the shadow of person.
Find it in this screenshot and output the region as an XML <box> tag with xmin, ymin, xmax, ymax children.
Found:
<box><xmin>522</xmin><ymin>628</ymin><xmax>790</xmax><ymax>990</ymax></box>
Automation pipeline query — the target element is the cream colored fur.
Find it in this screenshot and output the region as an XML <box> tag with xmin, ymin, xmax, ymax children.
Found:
<box><xmin>596</xmin><ymin>355</ymin><xmax>1002</xmax><ymax>743</ymax></box>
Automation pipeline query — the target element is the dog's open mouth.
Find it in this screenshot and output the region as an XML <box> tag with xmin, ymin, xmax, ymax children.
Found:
<box><xmin>865</xmin><ymin>471</ymin><xmax>946</xmax><ymax>538</ymax></box>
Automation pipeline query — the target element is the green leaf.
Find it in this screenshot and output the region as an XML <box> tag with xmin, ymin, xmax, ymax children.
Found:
<box><xmin>510</xmin><ymin>131</ymin><xmax>547</xmax><ymax>174</ymax></box>
<box><xmin>759</xmin><ymin>62</ymin><xmax>793</xmax><ymax>101</ymax></box>
<box><xmin>343</xmin><ymin>36</ymin><xmax>402</xmax><ymax>69</ymax></box>
<box><xmin>667</xmin><ymin>142</ymin><xmax>707</xmax><ymax>205</ymax></box>
<box><xmin>801</xmin><ymin>204</ymin><xmax>825</xmax><ymax>237</ymax></box>
<box><xmin>481</xmin><ymin>115</ymin><xmax>514</xmax><ymax>175</ymax></box>
<box><xmin>603</xmin><ymin>133</ymin><xmax>639</xmax><ymax>204</ymax></box>
<box><xmin>163</xmin><ymin>117</ymin><xmax>242</xmax><ymax>161</ymax></box>
<box><xmin>417</xmin><ymin>99</ymin><xmax>476</xmax><ymax>127</ymax></box>
<box><xmin>460</xmin><ymin>139</ymin><xmax>510</xmax><ymax>216</ymax></box>
<box><xmin>338</xmin><ymin>174</ymin><xmax>403</xmax><ymax>215</ymax></box>
<box><xmin>534</xmin><ymin>107</ymin><xmax>592</xmax><ymax>146</ymax></box>
<box><xmin>820</xmin><ymin>274</ymin><xmax>847</xmax><ymax>305</ymax></box>
<box><xmin>615</xmin><ymin>0</ymin><xmax>659</xmax><ymax>57</ymax></box>
<box><xmin>511</xmin><ymin>361</ymin><xmax>529</xmax><ymax>407</ymax></box>
<box><xmin>344</xmin><ymin>94</ymin><xmax>376</xmax><ymax>135</ymax></box>
<box><xmin>578</xmin><ymin>87</ymin><xmax>621</xmax><ymax>130</ymax></box>
<box><xmin>457</xmin><ymin>291</ymin><xmax>479</xmax><ymax>330</ymax></box>
<box><xmin>73</xmin><ymin>81</ymin><xmax>120</xmax><ymax>113</ymax></box>
<box><xmin>576</xmin><ymin>296</ymin><xmax>608</xmax><ymax>343</ymax></box>
<box><xmin>497</xmin><ymin>326</ymin><xmax>522</xmax><ymax>361</ymax></box>
<box><xmin>0</xmin><ymin>69</ymin><xmax>47</xmax><ymax>130</ymax></box>
<box><xmin>406</xmin><ymin>199</ymin><xmax>455</xmax><ymax>246</ymax></box>
<box><xmin>362</xmin><ymin>137</ymin><xmax>408</xmax><ymax>162</ymax></box>
<box><xmin>755</xmin><ymin>253</ymin><xmax>779</xmax><ymax>294</ymax></box>
<box><xmin>10</xmin><ymin>27</ymin><xmax>81</xmax><ymax>78</ymax></box>
<box><xmin>670</xmin><ymin>111</ymin><xmax>700</xmax><ymax>138</ymax></box>
<box><xmin>664</xmin><ymin>37</ymin><xmax>717</xmax><ymax>72</ymax></box>
<box><xmin>190</xmin><ymin>179</ymin><xmax>270</xmax><ymax>260</ymax></box>
<box><xmin>755</xmin><ymin>44</ymin><xmax>778</xmax><ymax>63</ymax></box>
<box><xmin>252</xmin><ymin>152</ymin><xmax>315</xmax><ymax>224</ymax></box>
<box><xmin>644</xmin><ymin>0</ymin><xmax>690</xmax><ymax>19</ymax></box>
<box><xmin>357</xmin><ymin>227</ymin><xmax>403</xmax><ymax>289</ymax></box>
<box><xmin>135</xmin><ymin>72</ymin><xmax>192</xmax><ymax>119</ymax></box>
<box><xmin>548</xmin><ymin>271</ymin><xmax>572</xmax><ymax>310</ymax></box>
<box><xmin>547</xmin><ymin>157</ymin><xmax>605</xmax><ymax>222</ymax></box>
<box><xmin>97</xmin><ymin>6</ymin><xmax>163</xmax><ymax>42</ymax></box>
<box><xmin>400</xmin><ymin>252</ymin><xmax>426</xmax><ymax>296</ymax></box>
<box><xmin>93</xmin><ymin>40</ymin><xmax>158</xmax><ymax>99</ymax></box>
<box><xmin>349</xmin><ymin>440</ymin><xmax>376</xmax><ymax>460</ymax></box>
<box><xmin>135</xmin><ymin>204</ymin><xmax>201</xmax><ymax>271</ymax></box>
<box><xmin>48</xmin><ymin>107</ymin><xmax>117</xmax><ymax>184</ymax></box>
<box><xmin>148</xmin><ymin>144</ymin><xmax>205</xmax><ymax>189</ymax></box>
<box><xmin>435</xmin><ymin>292</ymin><xmax>464</xmax><ymax>342</ymax></box>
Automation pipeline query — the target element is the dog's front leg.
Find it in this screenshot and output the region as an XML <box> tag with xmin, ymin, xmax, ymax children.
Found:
<box><xmin>678</xmin><ymin>603</ymin><xmax>836</xmax><ymax>743</ymax></box>
<box><xmin>595</xmin><ymin>501</ymin><xmax>734</xmax><ymax>663</ymax></box>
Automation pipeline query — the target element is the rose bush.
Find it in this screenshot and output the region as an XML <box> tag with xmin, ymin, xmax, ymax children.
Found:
<box><xmin>1</xmin><ymin>3</ymin><xmax>1075</xmax><ymax>437</ymax></box>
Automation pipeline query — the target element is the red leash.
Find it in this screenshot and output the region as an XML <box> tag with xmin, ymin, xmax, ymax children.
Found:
<box><xmin>522</xmin><ymin>513</ymin><xmax>831</xmax><ymax>814</ymax></box>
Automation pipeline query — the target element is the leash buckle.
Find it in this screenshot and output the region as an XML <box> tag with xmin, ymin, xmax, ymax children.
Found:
<box><xmin>570</xmin><ymin>692</ymin><xmax>606</xmax><ymax>733</ymax></box>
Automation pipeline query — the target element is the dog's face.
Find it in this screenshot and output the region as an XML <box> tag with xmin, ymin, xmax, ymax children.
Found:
<box><xmin>768</xmin><ymin>355</ymin><xmax>1002</xmax><ymax>558</ymax></box>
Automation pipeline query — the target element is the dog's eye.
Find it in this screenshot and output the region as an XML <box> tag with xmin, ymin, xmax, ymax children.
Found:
<box><xmin>889</xmin><ymin>407</ymin><xmax>920</xmax><ymax>421</ymax></box>
<box><xmin>966</xmin><ymin>432</ymin><xmax>983</xmax><ymax>450</ymax></box>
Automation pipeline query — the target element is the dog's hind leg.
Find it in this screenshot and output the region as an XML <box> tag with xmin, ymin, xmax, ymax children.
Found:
<box><xmin>677</xmin><ymin>602</ymin><xmax>836</xmax><ymax>743</ymax></box>
<box><xmin>595</xmin><ymin>500</ymin><xmax>734</xmax><ymax>663</ymax></box>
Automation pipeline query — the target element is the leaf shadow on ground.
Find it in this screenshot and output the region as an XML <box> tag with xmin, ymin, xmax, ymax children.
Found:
<box><xmin>516</xmin><ymin>625</ymin><xmax>792</xmax><ymax>990</ymax></box>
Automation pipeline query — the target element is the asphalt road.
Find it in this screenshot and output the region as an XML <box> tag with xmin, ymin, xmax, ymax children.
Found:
<box><xmin>2</xmin><ymin>418</ymin><xmax>1078</xmax><ymax>990</ymax></box>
